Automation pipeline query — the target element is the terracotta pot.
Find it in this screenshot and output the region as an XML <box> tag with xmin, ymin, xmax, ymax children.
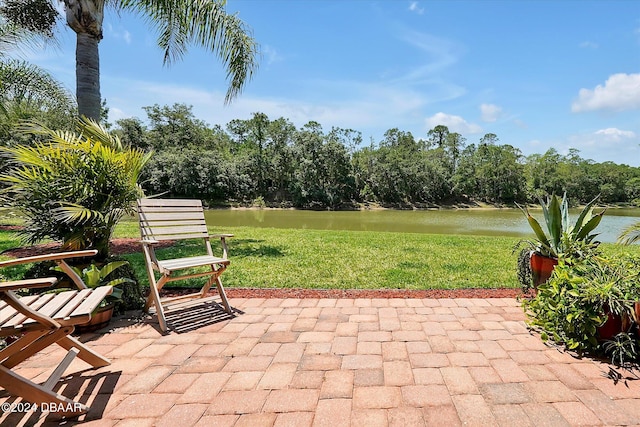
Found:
<box><xmin>75</xmin><ymin>302</ymin><xmax>114</xmax><ymax>334</ymax></box>
<box><xmin>530</xmin><ymin>252</ymin><xmax>558</xmax><ymax>287</ymax></box>
<box><xmin>597</xmin><ymin>309</ymin><xmax>623</xmax><ymax>341</ymax></box>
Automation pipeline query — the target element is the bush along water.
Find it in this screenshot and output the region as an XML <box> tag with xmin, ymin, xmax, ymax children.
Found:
<box><xmin>524</xmin><ymin>252</ymin><xmax>640</xmax><ymax>368</ymax></box>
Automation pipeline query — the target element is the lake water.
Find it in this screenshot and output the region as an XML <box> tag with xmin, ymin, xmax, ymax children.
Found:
<box><xmin>201</xmin><ymin>208</ymin><xmax>640</xmax><ymax>243</ymax></box>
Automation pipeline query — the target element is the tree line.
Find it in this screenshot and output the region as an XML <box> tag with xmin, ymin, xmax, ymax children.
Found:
<box><xmin>110</xmin><ymin>104</ymin><xmax>640</xmax><ymax>209</ymax></box>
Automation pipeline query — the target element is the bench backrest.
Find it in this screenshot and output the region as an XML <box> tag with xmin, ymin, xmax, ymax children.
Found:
<box><xmin>137</xmin><ymin>199</ymin><xmax>209</xmax><ymax>242</ymax></box>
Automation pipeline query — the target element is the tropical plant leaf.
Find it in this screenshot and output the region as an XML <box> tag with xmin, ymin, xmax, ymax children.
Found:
<box><xmin>575</xmin><ymin>211</ymin><xmax>605</xmax><ymax>241</ymax></box>
<box><xmin>98</xmin><ymin>261</ymin><xmax>130</xmax><ymax>280</ymax></box>
<box><xmin>544</xmin><ymin>194</ymin><xmax>562</xmax><ymax>253</ymax></box>
<box><xmin>573</xmin><ymin>195</ymin><xmax>601</xmax><ymax>236</ymax></box>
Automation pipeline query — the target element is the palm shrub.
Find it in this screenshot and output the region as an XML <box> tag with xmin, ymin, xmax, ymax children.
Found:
<box><xmin>0</xmin><ymin>117</ymin><xmax>152</xmax><ymax>259</ymax></box>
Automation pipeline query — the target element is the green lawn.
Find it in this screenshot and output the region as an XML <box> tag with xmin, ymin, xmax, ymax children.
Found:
<box><xmin>2</xmin><ymin>222</ymin><xmax>639</xmax><ymax>291</ymax></box>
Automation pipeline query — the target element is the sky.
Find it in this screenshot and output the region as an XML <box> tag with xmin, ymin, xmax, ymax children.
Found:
<box><xmin>27</xmin><ymin>0</ymin><xmax>640</xmax><ymax>166</ymax></box>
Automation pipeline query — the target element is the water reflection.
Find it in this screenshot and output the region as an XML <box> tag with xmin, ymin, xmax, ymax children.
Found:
<box><xmin>195</xmin><ymin>208</ymin><xmax>640</xmax><ymax>243</ymax></box>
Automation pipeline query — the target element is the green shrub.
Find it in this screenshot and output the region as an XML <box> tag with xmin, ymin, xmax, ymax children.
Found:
<box><xmin>524</xmin><ymin>253</ymin><xmax>640</xmax><ymax>366</ymax></box>
<box><xmin>0</xmin><ymin>118</ymin><xmax>151</xmax><ymax>259</ymax></box>
<box><xmin>23</xmin><ymin>256</ymin><xmax>144</xmax><ymax>313</ymax></box>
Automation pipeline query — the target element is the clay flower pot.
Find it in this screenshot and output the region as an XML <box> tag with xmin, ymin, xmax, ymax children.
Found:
<box><xmin>75</xmin><ymin>303</ymin><xmax>115</xmax><ymax>333</ymax></box>
<box><xmin>530</xmin><ymin>252</ymin><xmax>558</xmax><ymax>287</ymax></box>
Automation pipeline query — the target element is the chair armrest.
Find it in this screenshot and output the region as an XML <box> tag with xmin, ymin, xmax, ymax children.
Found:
<box><xmin>210</xmin><ymin>234</ymin><xmax>234</xmax><ymax>239</ymax></box>
<box><xmin>141</xmin><ymin>239</ymin><xmax>161</xmax><ymax>246</ymax></box>
<box><xmin>0</xmin><ymin>250</ymin><xmax>98</xmax><ymax>269</ymax></box>
<box><xmin>208</xmin><ymin>234</ymin><xmax>233</xmax><ymax>259</ymax></box>
<box><xmin>0</xmin><ymin>277</ymin><xmax>58</xmax><ymax>291</ymax></box>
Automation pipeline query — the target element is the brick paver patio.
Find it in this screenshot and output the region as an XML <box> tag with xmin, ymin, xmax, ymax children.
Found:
<box><xmin>2</xmin><ymin>297</ymin><xmax>640</xmax><ymax>426</ymax></box>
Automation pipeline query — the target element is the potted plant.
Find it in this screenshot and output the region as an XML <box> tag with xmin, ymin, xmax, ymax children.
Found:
<box><xmin>524</xmin><ymin>254</ymin><xmax>640</xmax><ymax>367</ymax></box>
<box><xmin>56</xmin><ymin>260</ymin><xmax>136</xmax><ymax>332</ymax></box>
<box><xmin>517</xmin><ymin>193</ymin><xmax>605</xmax><ymax>288</ymax></box>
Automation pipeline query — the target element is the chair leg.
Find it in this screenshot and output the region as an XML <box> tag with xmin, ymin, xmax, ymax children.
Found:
<box><xmin>0</xmin><ymin>364</ymin><xmax>88</xmax><ymax>417</ymax></box>
<box><xmin>2</xmin><ymin>328</ymin><xmax>72</xmax><ymax>369</ymax></box>
<box><xmin>215</xmin><ymin>276</ymin><xmax>232</xmax><ymax>315</ymax></box>
<box><xmin>0</xmin><ymin>330</ymin><xmax>48</xmax><ymax>364</ymax></box>
<box><xmin>57</xmin><ymin>336</ymin><xmax>110</xmax><ymax>368</ymax></box>
<box><xmin>143</xmin><ymin>272</ymin><xmax>169</xmax><ymax>333</ymax></box>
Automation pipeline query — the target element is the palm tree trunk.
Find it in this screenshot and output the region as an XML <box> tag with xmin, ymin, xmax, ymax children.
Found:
<box><xmin>64</xmin><ymin>0</ymin><xmax>104</xmax><ymax>121</ymax></box>
<box><xmin>76</xmin><ymin>32</ymin><xmax>101</xmax><ymax>120</ymax></box>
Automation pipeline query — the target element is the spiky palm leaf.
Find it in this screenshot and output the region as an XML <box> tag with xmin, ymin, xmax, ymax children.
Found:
<box><xmin>618</xmin><ymin>222</ymin><xmax>640</xmax><ymax>246</ymax></box>
<box><xmin>117</xmin><ymin>0</ymin><xmax>259</xmax><ymax>104</ymax></box>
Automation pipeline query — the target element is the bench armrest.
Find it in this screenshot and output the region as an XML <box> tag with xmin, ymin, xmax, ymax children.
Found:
<box><xmin>0</xmin><ymin>250</ymin><xmax>98</xmax><ymax>269</ymax></box>
<box><xmin>0</xmin><ymin>277</ymin><xmax>58</xmax><ymax>291</ymax></box>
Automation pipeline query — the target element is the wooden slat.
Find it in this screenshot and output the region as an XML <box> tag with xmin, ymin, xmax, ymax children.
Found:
<box><xmin>139</xmin><ymin>219</ymin><xmax>206</xmax><ymax>227</ymax></box>
<box><xmin>53</xmin><ymin>288</ymin><xmax>94</xmax><ymax>319</ymax></box>
<box><xmin>0</xmin><ymin>295</ymin><xmax>39</xmax><ymax>326</ymax></box>
<box><xmin>68</xmin><ymin>287</ymin><xmax>113</xmax><ymax>319</ymax></box>
<box><xmin>137</xmin><ymin>206</ymin><xmax>206</xmax><ymax>213</ymax></box>
<box><xmin>138</xmin><ymin>199</ymin><xmax>202</xmax><ymax>207</ymax></box>
<box><xmin>21</xmin><ymin>291</ymin><xmax>78</xmax><ymax>326</ymax></box>
<box><xmin>158</xmin><ymin>255</ymin><xmax>228</xmax><ymax>271</ymax></box>
<box><xmin>142</xmin><ymin>225</ymin><xmax>208</xmax><ymax>235</ymax></box>
<box><xmin>144</xmin><ymin>232</ymin><xmax>209</xmax><ymax>241</ymax></box>
<box><xmin>4</xmin><ymin>293</ymin><xmax>57</xmax><ymax>328</ymax></box>
<box><xmin>139</xmin><ymin>212</ymin><xmax>205</xmax><ymax>221</ymax></box>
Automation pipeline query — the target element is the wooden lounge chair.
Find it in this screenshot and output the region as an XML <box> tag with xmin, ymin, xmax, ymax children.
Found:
<box><xmin>137</xmin><ymin>198</ymin><xmax>233</xmax><ymax>332</ymax></box>
<box><xmin>0</xmin><ymin>249</ymin><xmax>112</xmax><ymax>418</ymax></box>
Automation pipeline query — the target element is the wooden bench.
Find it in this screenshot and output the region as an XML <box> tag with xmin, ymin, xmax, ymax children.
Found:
<box><xmin>0</xmin><ymin>250</ymin><xmax>112</xmax><ymax>417</ymax></box>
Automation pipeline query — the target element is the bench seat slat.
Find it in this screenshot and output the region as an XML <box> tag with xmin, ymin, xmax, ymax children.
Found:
<box><xmin>68</xmin><ymin>287</ymin><xmax>112</xmax><ymax>319</ymax></box>
<box><xmin>158</xmin><ymin>255</ymin><xmax>229</xmax><ymax>272</ymax></box>
<box><xmin>4</xmin><ymin>294</ymin><xmax>57</xmax><ymax>328</ymax></box>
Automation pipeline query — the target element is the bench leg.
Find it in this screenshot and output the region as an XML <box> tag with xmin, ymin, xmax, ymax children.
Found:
<box><xmin>57</xmin><ymin>336</ymin><xmax>110</xmax><ymax>368</ymax></box>
<box><xmin>0</xmin><ymin>364</ymin><xmax>88</xmax><ymax>418</ymax></box>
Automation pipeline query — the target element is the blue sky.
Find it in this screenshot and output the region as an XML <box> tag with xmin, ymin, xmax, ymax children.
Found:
<box><xmin>30</xmin><ymin>0</ymin><xmax>640</xmax><ymax>165</ymax></box>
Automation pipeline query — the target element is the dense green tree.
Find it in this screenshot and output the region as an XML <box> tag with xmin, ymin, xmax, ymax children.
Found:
<box><xmin>143</xmin><ymin>103</ymin><xmax>217</xmax><ymax>150</ymax></box>
<box><xmin>97</xmin><ymin>105</ymin><xmax>640</xmax><ymax>208</ymax></box>
<box><xmin>114</xmin><ymin>117</ymin><xmax>149</xmax><ymax>150</ymax></box>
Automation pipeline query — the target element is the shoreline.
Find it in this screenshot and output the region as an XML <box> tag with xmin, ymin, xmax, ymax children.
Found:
<box><xmin>213</xmin><ymin>202</ymin><xmax>635</xmax><ymax>212</ymax></box>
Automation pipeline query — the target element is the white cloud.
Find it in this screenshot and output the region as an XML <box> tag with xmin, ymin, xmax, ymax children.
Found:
<box><xmin>408</xmin><ymin>1</ymin><xmax>425</xmax><ymax>14</ymax></box>
<box><xmin>425</xmin><ymin>112</ymin><xmax>482</xmax><ymax>134</ymax></box>
<box><xmin>263</xmin><ymin>45</ymin><xmax>283</xmax><ymax>65</ymax></box>
<box><xmin>559</xmin><ymin>128</ymin><xmax>640</xmax><ymax>165</ymax></box>
<box><xmin>103</xmin><ymin>76</ymin><xmax>433</xmax><ymax>140</ymax></box>
<box><xmin>480</xmin><ymin>103</ymin><xmax>502</xmax><ymax>122</ymax></box>
<box><xmin>105</xmin><ymin>23</ymin><xmax>132</xmax><ymax>45</ymax></box>
<box><xmin>594</xmin><ymin>127</ymin><xmax>636</xmax><ymax>141</ymax></box>
<box><xmin>571</xmin><ymin>73</ymin><xmax>640</xmax><ymax>112</ymax></box>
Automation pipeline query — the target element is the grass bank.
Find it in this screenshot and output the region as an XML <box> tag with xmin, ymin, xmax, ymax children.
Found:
<box><xmin>2</xmin><ymin>222</ymin><xmax>638</xmax><ymax>291</ymax></box>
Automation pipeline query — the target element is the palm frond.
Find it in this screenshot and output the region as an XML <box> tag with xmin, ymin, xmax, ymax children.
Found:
<box><xmin>618</xmin><ymin>222</ymin><xmax>640</xmax><ymax>246</ymax></box>
<box><xmin>119</xmin><ymin>0</ymin><xmax>259</xmax><ymax>104</ymax></box>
